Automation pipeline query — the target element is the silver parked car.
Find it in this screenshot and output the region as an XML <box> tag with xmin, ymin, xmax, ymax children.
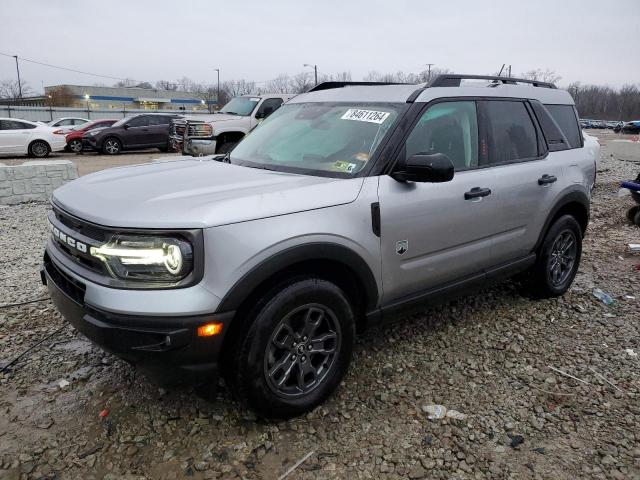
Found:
<box><xmin>43</xmin><ymin>75</ymin><xmax>597</xmax><ymax>418</ymax></box>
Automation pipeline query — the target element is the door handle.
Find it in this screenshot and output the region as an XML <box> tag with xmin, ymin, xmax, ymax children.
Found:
<box><xmin>538</xmin><ymin>174</ymin><xmax>557</xmax><ymax>185</ymax></box>
<box><xmin>464</xmin><ymin>187</ymin><xmax>492</xmax><ymax>200</ymax></box>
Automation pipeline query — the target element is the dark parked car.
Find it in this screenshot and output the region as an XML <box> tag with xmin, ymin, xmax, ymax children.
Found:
<box><xmin>82</xmin><ymin>113</ymin><xmax>182</xmax><ymax>155</ymax></box>
<box><xmin>619</xmin><ymin>121</ymin><xmax>640</xmax><ymax>134</ymax></box>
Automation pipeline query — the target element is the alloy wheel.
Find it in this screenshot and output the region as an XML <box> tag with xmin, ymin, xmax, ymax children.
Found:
<box><xmin>548</xmin><ymin>230</ymin><xmax>577</xmax><ymax>286</ymax></box>
<box><xmin>264</xmin><ymin>304</ymin><xmax>341</xmax><ymax>398</ymax></box>
<box><xmin>69</xmin><ymin>140</ymin><xmax>82</xmax><ymax>153</ymax></box>
<box><xmin>104</xmin><ymin>139</ymin><xmax>120</xmax><ymax>154</ymax></box>
<box><xmin>31</xmin><ymin>141</ymin><xmax>48</xmax><ymax>157</ymax></box>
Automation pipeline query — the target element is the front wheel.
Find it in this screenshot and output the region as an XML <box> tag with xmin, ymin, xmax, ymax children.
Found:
<box><xmin>226</xmin><ymin>278</ymin><xmax>355</xmax><ymax>418</ymax></box>
<box><xmin>102</xmin><ymin>137</ymin><xmax>121</xmax><ymax>155</ymax></box>
<box><xmin>525</xmin><ymin>215</ymin><xmax>582</xmax><ymax>298</ymax></box>
<box><xmin>68</xmin><ymin>139</ymin><xmax>83</xmax><ymax>153</ymax></box>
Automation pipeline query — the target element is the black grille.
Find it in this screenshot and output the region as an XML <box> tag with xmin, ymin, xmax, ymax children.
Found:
<box><xmin>54</xmin><ymin>207</ymin><xmax>106</xmax><ymax>241</ymax></box>
<box><xmin>45</xmin><ymin>252</ymin><xmax>86</xmax><ymax>305</ymax></box>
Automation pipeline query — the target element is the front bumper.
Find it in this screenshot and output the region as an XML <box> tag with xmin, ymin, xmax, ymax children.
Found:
<box><xmin>183</xmin><ymin>138</ymin><xmax>217</xmax><ymax>157</ymax></box>
<box><xmin>82</xmin><ymin>136</ymin><xmax>98</xmax><ymax>151</ymax></box>
<box><xmin>43</xmin><ymin>252</ymin><xmax>233</xmax><ymax>385</ymax></box>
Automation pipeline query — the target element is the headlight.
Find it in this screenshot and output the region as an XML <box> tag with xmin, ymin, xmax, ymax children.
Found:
<box><xmin>90</xmin><ymin>235</ymin><xmax>193</xmax><ymax>283</ymax></box>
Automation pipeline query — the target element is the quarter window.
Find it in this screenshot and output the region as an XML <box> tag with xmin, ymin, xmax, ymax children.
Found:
<box><xmin>405</xmin><ymin>101</ymin><xmax>478</xmax><ymax>170</ymax></box>
<box><xmin>483</xmin><ymin>101</ymin><xmax>538</xmax><ymax>164</ymax></box>
<box><xmin>545</xmin><ymin>104</ymin><xmax>582</xmax><ymax>149</ymax></box>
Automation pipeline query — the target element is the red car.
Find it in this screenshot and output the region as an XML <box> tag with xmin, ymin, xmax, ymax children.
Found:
<box><xmin>65</xmin><ymin>119</ymin><xmax>117</xmax><ymax>153</ymax></box>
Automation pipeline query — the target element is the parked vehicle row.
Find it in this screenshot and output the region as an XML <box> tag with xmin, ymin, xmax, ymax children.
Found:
<box><xmin>613</xmin><ymin>120</ymin><xmax>640</xmax><ymax>134</ymax></box>
<box><xmin>579</xmin><ymin>118</ymin><xmax>624</xmax><ymax>130</ymax></box>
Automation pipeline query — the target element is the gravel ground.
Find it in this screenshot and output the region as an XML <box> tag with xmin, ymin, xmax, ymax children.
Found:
<box><xmin>1</xmin><ymin>132</ymin><xmax>639</xmax><ymax>480</ymax></box>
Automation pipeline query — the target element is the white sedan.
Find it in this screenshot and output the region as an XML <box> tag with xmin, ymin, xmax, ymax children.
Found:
<box><xmin>0</xmin><ymin>118</ymin><xmax>67</xmax><ymax>157</ymax></box>
<box><xmin>47</xmin><ymin>117</ymin><xmax>90</xmax><ymax>129</ymax></box>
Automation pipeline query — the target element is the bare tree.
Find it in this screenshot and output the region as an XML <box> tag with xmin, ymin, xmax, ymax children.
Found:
<box><xmin>0</xmin><ymin>79</ymin><xmax>33</xmax><ymax>99</ymax></box>
<box><xmin>113</xmin><ymin>78</ymin><xmax>137</xmax><ymax>88</ymax></box>
<box><xmin>194</xmin><ymin>84</ymin><xmax>218</xmax><ymax>112</ymax></box>
<box><xmin>156</xmin><ymin>80</ymin><xmax>177</xmax><ymax>91</ymax></box>
<box><xmin>46</xmin><ymin>86</ymin><xmax>75</xmax><ymax>107</ymax></box>
<box><xmin>175</xmin><ymin>77</ymin><xmax>199</xmax><ymax>92</ymax></box>
<box><xmin>265</xmin><ymin>74</ymin><xmax>292</xmax><ymax>93</ymax></box>
<box><xmin>289</xmin><ymin>72</ymin><xmax>313</xmax><ymax>93</ymax></box>
<box><xmin>521</xmin><ymin>68</ymin><xmax>561</xmax><ymax>85</ymax></box>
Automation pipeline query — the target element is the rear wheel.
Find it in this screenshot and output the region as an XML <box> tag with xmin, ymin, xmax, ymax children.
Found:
<box><xmin>102</xmin><ymin>137</ymin><xmax>121</xmax><ymax>155</ymax></box>
<box><xmin>29</xmin><ymin>140</ymin><xmax>50</xmax><ymax>158</ymax></box>
<box><xmin>68</xmin><ymin>139</ymin><xmax>83</xmax><ymax>153</ymax></box>
<box><xmin>226</xmin><ymin>278</ymin><xmax>355</xmax><ymax>418</ymax></box>
<box><xmin>525</xmin><ymin>215</ymin><xmax>582</xmax><ymax>298</ymax></box>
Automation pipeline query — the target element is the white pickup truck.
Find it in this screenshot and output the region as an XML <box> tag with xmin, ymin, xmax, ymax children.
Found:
<box><xmin>171</xmin><ymin>94</ymin><xmax>294</xmax><ymax>156</ymax></box>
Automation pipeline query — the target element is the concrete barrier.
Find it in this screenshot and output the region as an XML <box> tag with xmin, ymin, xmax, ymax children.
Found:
<box><xmin>0</xmin><ymin>160</ymin><xmax>78</xmax><ymax>205</ymax></box>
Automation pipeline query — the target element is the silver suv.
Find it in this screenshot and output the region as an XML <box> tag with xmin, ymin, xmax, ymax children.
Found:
<box><xmin>43</xmin><ymin>75</ymin><xmax>598</xmax><ymax>418</ymax></box>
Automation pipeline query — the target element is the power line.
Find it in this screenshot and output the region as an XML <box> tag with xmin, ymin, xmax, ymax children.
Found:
<box><xmin>0</xmin><ymin>52</ymin><xmax>141</xmax><ymax>83</ymax></box>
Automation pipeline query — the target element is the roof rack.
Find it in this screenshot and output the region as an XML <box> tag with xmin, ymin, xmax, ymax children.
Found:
<box><xmin>307</xmin><ymin>81</ymin><xmax>412</xmax><ymax>92</ymax></box>
<box><xmin>428</xmin><ymin>74</ymin><xmax>556</xmax><ymax>89</ymax></box>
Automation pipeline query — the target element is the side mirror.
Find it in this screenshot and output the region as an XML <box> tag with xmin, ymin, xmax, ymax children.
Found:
<box><xmin>391</xmin><ymin>153</ymin><xmax>454</xmax><ymax>183</ymax></box>
<box><xmin>123</xmin><ymin>123</ymin><xmax>130</xmax><ymax>130</ymax></box>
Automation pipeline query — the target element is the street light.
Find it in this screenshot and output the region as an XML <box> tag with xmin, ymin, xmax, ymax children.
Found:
<box><xmin>47</xmin><ymin>94</ymin><xmax>53</xmax><ymax>121</ymax></box>
<box><xmin>84</xmin><ymin>94</ymin><xmax>90</xmax><ymax>118</ymax></box>
<box><xmin>214</xmin><ymin>68</ymin><xmax>220</xmax><ymax>109</ymax></box>
<box><xmin>304</xmin><ymin>64</ymin><xmax>318</xmax><ymax>86</ymax></box>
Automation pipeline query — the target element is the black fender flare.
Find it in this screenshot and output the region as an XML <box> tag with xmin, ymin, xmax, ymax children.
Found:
<box><xmin>216</xmin><ymin>242</ymin><xmax>380</xmax><ymax>313</ymax></box>
<box><xmin>533</xmin><ymin>189</ymin><xmax>590</xmax><ymax>251</ymax></box>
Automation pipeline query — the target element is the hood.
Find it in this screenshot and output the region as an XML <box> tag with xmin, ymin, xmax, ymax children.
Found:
<box><xmin>52</xmin><ymin>159</ymin><xmax>364</xmax><ymax>229</ymax></box>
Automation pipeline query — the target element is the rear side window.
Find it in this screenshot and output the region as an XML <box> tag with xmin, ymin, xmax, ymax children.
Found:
<box><xmin>149</xmin><ymin>115</ymin><xmax>171</xmax><ymax>126</ymax></box>
<box><xmin>0</xmin><ymin>120</ymin><xmax>35</xmax><ymax>130</ymax></box>
<box><xmin>530</xmin><ymin>101</ymin><xmax>569</xmax><ymax>152</ymax></box>
<box><xmin>545</xmin><ymin>104</ymin><xmax>582</xmax><ymax>149</ymax></box>
<box><xmin>482</xmin><ymin>100</ymin><xmax>538</xmax><ymax>164</ymax></box>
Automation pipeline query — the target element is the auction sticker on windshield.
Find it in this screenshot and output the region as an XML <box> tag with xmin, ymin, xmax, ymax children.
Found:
<box><xmin>341</xmin><ymin>109</ymin><xmax>390</xmax><ymax>124</ymax></box>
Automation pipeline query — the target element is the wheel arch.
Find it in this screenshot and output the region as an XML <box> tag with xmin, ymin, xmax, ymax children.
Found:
<box><xmin>28</xmin><ymin>138</ymin><xmax>51</xmax><ymax>155</ymax></box>
<box><xmin>534</xmin><ymin>189</ymin><xmax>590</xmax><ymax>252</ymax></box>
<box><xmin>217</xmin><ymin>243</ymin><xmax>380</xmax><ymax>333</ymax></box>
<box><xmin>215</xmin><ymin>130</ymin><xmax>246</xmax><ymax>145</ymax></box>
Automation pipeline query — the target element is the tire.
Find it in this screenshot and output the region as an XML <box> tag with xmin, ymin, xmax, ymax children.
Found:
<box><xmin>627</xmin><ymin>205</ymin><xmax>640</xmax><ymax>224</ymax></box>
<box><xmin>68</xmin><ymin>139</ymin><xmax>83</xmax><ymax>153</ymax></box>
<box><xmin>525</xmin><ymin>215</ymin><xmax>582</xmax><ymax>298</ymax></box>
<box><xmin>216</xmin><ymin>141</ymin><xmax>238</xmax><ymax>155</ymax></box>
<box><xmin>28</xmin><ymin>140</ymin><xmax>50</xmax><ymax>158</ymax></box>
<box><xmin>226</xmin><ymin>278</ymin><xmax>355</xmax><ymax>419</ymax></box>
<box><xmin>102</xmin><ymin>137</ymin><xmax>121</xmax><ymax>155</ymax></box>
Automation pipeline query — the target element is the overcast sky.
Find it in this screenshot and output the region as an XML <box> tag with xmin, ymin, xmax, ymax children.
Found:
<box><xmin>1</xmin><ymin>0</ymin><xmax>638</xmax><ymax>92</ymax></box>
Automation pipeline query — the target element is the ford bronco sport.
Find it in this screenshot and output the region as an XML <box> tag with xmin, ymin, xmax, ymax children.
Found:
<box><xmin>170</xmin><ymin>94</ymin><xmax>294</xmax><ymax>156</ymax></box>
<box><xmin>43</xmin><ymin>75</ymin><xmax>597</xmax><ymax>418</ymax></box>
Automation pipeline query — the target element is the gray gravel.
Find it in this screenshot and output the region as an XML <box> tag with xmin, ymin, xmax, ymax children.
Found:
<box><xmin>1</xmin><ymin>134</ymin><xmax>639</xmax><ymax>480</ymax></box>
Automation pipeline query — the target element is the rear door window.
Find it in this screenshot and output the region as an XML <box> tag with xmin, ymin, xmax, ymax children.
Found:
<box><xmin>128</xmin><ymin>116</ymin><xmax>148</xmax><ymax>127</ymax></box>
<box><xmin>545</xmin><ymin>104</ymin><xmax>582</xmax><ymax>149</ymax></box>
<box><xmin>482</xmin><ymin>100</ymin><xmax>539</xmax><ymax>164</ymax></box>
<box><xmin>149</xmin><ymin>115</ymin><xmax>170</xmax><ymax>126</ymax></box>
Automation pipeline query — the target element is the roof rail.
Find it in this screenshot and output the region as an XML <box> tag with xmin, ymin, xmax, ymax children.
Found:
<box><xmin>307</xmin><ymin>81</ymin><xmax>412</xmax><ymax>92</ymax></box>
<box><xmin>428</xmin><ymin>74</ymin><xmax>557</xmax><ymax>89</ymax></box>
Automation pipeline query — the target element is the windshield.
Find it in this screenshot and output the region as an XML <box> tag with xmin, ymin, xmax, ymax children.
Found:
<box><xmin>230</xmin><ymin>103</ymin><xmax>401</xmax><ymax>176</ymax></box>
<box><xmin>219</xmin><ymin>97</ymin><xmax>260</xmax><ymax>116</ymax></box>
<box><xmin>112</xmin><ymin>116</ymin><xmax>135</xmax><ymax>127</ymax></box>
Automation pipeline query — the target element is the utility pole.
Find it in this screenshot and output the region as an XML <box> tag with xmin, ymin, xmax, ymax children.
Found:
<box><xmin>214</xmin><ymin>68</ymin><xmax>220</xmax><ymax>109</ymax></box>
<box><xmin>13</xmin><ymin>55</ymin><xmax>22</xmax><ymax>99</ymax></box>
<box><xmin>304</xmin><ymin>64</ymin><xmax>318</xmax><ymax>85</ymax></box>
<box><xmin>425</xmin><ymin>63</ymin><xmax>435</xmax><ymax>82</ymax></box>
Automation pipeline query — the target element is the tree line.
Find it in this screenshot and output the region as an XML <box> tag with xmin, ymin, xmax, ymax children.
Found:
<box><xmin>2</xmin><ymin>68</ymin><xmax>640</xmax><ymax>120</ymax></box>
